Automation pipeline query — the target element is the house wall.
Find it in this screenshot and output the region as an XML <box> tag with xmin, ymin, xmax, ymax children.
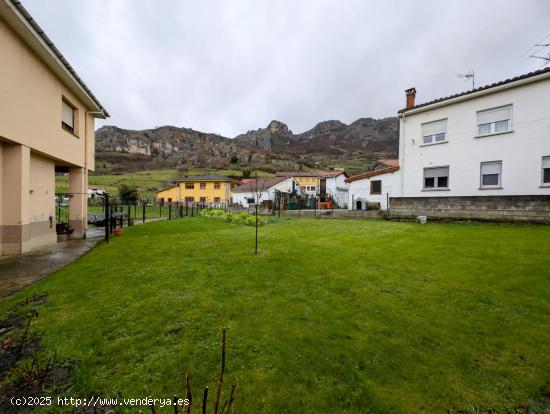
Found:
<box><xmin>157</xmin><ymin>181</ymin><xmax>236</xmax><ymax>203</ymax></box>
<box><xmin>325</xmin><ymin>174</ymin><xmax>349</xmax><ymax>207</ymax></box>
<box><xmin>348</xmin><ymin>170</ymin><xmax>401</xmax><ymax>210</ymax></box>
<box><xmin>233</xmin><ymin>179</ymin><xmax>296</xmax><ymax>207</ymax></box>
<box><xmin>28</xmin><ymin>153</ymin><xmax>57</xmax><ymax>249</ymax></box>
<box><xmin>0</xmin><ymin>18</ymin><xmax>95</xmax><ymax>170</ymax></box>
<box><xmin>399</xmin><ymin>75</ymin><xmax>550</xmax><ymax>198</ymax></box>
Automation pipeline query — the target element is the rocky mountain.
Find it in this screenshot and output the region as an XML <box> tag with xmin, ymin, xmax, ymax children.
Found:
<box><xmin>95</xmin><ymin>117</ymin><xmax>399</xmax><ymax>173</ymax></box>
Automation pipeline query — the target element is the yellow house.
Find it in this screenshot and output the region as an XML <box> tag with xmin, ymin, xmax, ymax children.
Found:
<box><xmin>157</xmin><ymin>175</ymin><xmax>239</xmax><ymax>204</ymax></box>
<box><xmin>0</xmin><ymin>0</ymin><xmax>108</xmax><ymax>255</ymax></box>
<box><xmin>276</xmin><ymin>172</ymin><xmax>319</xmax><ymax>195</ymax></box>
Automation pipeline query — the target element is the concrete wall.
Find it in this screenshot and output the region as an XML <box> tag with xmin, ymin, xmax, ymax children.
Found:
<box><xmin>399</xmin><ymin>74</ymin><xmax>550</xmax><ymax>197</ymax></box>
<box><xmin>29</xmin><ymin>153</ymin><xmax>57</xmax><ymax>249</ymax></box>
<box><xmin>280</xmin><ymin>209</ymin><xmax>382</xmax><ymax>219</ymax></box>
<box><xmin>389</xmin><ymin>195</ymin><xmax>550</xmax><ymax>223</ymax></box>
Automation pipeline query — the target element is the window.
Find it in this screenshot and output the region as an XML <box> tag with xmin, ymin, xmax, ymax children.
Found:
<box><xmin>246</xmin><ymin>198</ymin><xmax>255</xmax><ymax>204</ymax></box>
<box><xmin>200</xmin><ymin>197</ymin><xmax>206</xmax><ymax>203</ymax></box>
<box><xmin>214</xmin><ymin>197</ymin><xmax>221</xmax><ymax>202</ymax></box>
<box><xmin>421</xmin><ymin>119</ymin><xmax>447</xmax><ymax>144</ymax></box>
<box><xmin>542</xmin><ymin>156</ymin><xmax>550</xmax><ymax>185</ymax></box>
<box><xmin>477</xmin><ymin>105</ymin><xmax>512</xmax><ymax>136</ymax></box>
<box><xmin>62</xmin><ymin>99</ymin><xmax>75</xmax><ymax>133</ymax></box>
<box><xmin>370</xmin><ymin>180</ymin><xmax>382</xmax><ymax>195</ymax></box>
<box><xmin>200</xmin><ymin>183</ymin><xmax>206</xmax><ymax>189</ymax></box>
<box><xmin>214</xmin><ymin>182</ymin><xmax>221</xmax><ymax>189</ymax></box>
<box><xmin>423</xmin><ymin>166</ymin><xmax>449</xmax><ymax>189</ymax></box>
<box><xmin>168</xmin><ymin>198</ymin><xmax>172</xmax><ymax>202</ymax></box>
<box><xmin>185</xmin><ymin>183</ymin><xmax>194</xmax><ymax>189</ymax></box>
<box><xmin>480</xmin><ymin>161</ymin><xmax>502</xmax><ymax>188</ymax></box>
<box><xmin>185</xmin><ymin>196</ymin><xmax>194</xmax><ymax>202</ymax></box>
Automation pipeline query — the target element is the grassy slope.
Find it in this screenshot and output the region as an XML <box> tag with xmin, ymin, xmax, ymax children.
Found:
<box><xmin>2</xmin><ymin>219</ymin><xmax>549</xmax><ymax>413</ymax></box>
<box><xmin>55</xmin><ymin>168</ymin><xmax>274</xmax><ymax>197</ymax></box>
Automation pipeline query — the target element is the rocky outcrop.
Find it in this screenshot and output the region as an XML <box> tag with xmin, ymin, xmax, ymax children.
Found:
<box><xmin>95</xmin><ymin>116</ymin><xmax>399</xmax><ymax>172</ymax></box>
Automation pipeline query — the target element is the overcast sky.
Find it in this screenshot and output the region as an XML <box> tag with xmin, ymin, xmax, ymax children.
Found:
<box><xmin>24</xmin><ymin>0</ymin><xmax>550</xmax><ymax>136</ymax></box>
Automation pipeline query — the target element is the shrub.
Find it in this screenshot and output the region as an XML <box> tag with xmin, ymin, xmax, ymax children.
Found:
<box><xmin>199</xmin><ymin>209</ymin><xmax>266</xmax><ymax>226</ymax></box>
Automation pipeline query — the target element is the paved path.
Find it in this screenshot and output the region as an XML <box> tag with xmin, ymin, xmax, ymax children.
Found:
<box><xmin>0</xmin><ymin>227</ymin><xmax>103</xmax><ymax>298</ymax></box>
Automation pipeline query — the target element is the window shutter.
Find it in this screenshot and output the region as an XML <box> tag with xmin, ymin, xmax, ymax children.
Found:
<box><xmin>542</xmin><ymin>157</ymin><xmax>550</xmax><ymax>168</ymax></box>
<box><xmin>481</xmin><ymin>162</ymin><xmax>502</xmax><ymax>175</ymax></box>
<box><xmin>477</xmin><ymin>105</ymin><xmax>512</xmax><ymax>125</ymax></box>
<box><xmin>62</xmin><ymin>100</ymin><xmax>74</xmax><ymax>128</ymax></box>
<box><xmin>424</xmin><ymin>167</ymin><xmax>448</xmax><ymax>178</ymax></box>
<box><xmin>422</xmin><ymin>119</ymin><xmax>447</xmax><ymax>136</ymax></box>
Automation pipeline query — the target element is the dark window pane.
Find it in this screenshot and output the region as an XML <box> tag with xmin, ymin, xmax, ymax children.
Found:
<box><xmin>370</xmin><ymin>180</ymin><xmax>382</xmax><ymax>194</ymax></box>
<box><xmin>495</xmin><ymin>120</ymin><xmax>509</xmax><ymax>132</ymax></box>
<box><xmin>437</xmin><ymin>176</ymin><xmax>448</xmax><ymax>188</ymax></box>
<box><xmin>423</xmin><ymin>135</ymin><xmax>433</xmax><ymax>144</ymax></box>
<box><xmin>424</xmin><ymin>177</ymin><xmax>435</xmax><ymax>188</ymax></box>
<box><xmin>543</xmin><ymin>168</ymin><xmax>550</xmax><ymax>184</ymax></box>
<box><xmin>435</xmin><ymin>133</ymin><xmax>446</xmax><ymax>142</ymax></box>
<box><xmin>482</xmin><ymin>174</ymin><xmax>499</xmax><ymax>186</ymax></box>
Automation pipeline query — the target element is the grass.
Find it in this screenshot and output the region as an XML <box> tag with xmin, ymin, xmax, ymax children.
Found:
<box><xmin>1</xmin><ymin>219</ymin><xmax>549</xmax><ymax>413</ymax></box>
<box><xmin>55</xmin><ymin>168</ymin><xmax>274</xmax><ymax>198</ymax></box>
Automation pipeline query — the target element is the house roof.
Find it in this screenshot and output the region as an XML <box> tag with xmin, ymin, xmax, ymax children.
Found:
<box><xmin>345</xmin><ymin>166</ymin><xmax>400</xmax><ymax>183</ymax></box>
<box><xmin>176</xmin><ymin>174</ymin><xmax>239</xmax><ymax>183</ymax></box>
<box><xmin>375</xmin><ymin>159</ymin><xmax>399</xmax><ymax>168</ymax></box>
<box><xmin>276</xmin><ymin>169</ymin><xmax>348</xmax><ymax>178</ymax></box>
<box><xmin>1</xmin><ymin>0</ymin><xmax>109</xmax><ymax>117</ymax></box>
<box><xmin>276</xmin><ymin>171</ymin><xmax>318</xmax><ymax>178</ymax></box>
<box><xmin>233</xmin><ymin>177</ymin><xmax>287</xmax><ymax>193</ymax></box>
<box><xmin>398</xmin><ymin>67</ymin><xmax>550</xmax><ymax>114</ymax></box>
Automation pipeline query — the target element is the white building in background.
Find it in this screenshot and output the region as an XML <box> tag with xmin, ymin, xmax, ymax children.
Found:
<box><xmin>398</xmin><ymin>68</ymin><xmax>550</xmax><ymax>198</ymax></box>
<box><xmin>320</xmin><ymin>169</ymin><xmax>349</xmax><ymax>208</ymax></box>
<box><xmin>232</xmin><ymin>177</ymin><xmax>301</xmax><ymax>208</ymax></box>
<box><xmin>346</xmin><ymin>166</ymin><xmax>401</xmax><ymax>210</ymax></box>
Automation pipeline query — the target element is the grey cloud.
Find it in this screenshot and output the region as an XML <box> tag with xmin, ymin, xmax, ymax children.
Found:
<box><xmin>24</xmin><ymin>0</ymin><xmax>550</xmax><ymax>136</ymax></box>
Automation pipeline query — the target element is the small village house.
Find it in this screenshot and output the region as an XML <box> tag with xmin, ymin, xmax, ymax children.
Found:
<box><xmin>0</xmin><ymin>0</ymin><xmax>108</xmax><ymax>255</ymax></box>
<box><xmin>346</xmin><ymin>165</ymin><xmax>401</xmax><ymax>211</ymax></box>
<box><xmin>232</xmin><ymin>176</ymin><xmax>301</xmax><ymax>208</ymax></box>
<box><xmin>275</xmin><ymin>169</ymin><xmax>349</xmax><ymax>207</ymax></box>
<box><xmin>393</xmin><ymin>68</ymin><xmax>550</xmax><ymax>221</ymax></box>
<box><xmin>156</xmin><ymin>175</ymin><xmax>239</xmax><ymax>205</ymax></box>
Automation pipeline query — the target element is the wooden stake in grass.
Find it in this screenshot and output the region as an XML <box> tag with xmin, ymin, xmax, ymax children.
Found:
<box><xmin>149</xmin><ymin>397</ymin><xmax>157</xmax><ymax>414</ymax></box>
<box><xmin>226</xmin><ymin>381</ymin><xmax>238</xmax><ymax>414</ymax></box>
<box><xmin>212</xmin><ymin>327</ymin><xmax>226</xmax><ymax>414</ymax></box>
<box><xmin>202</xmin><ymin>387</ymin><xmax>208</xmax><ymax>414</ymax></box>
<box><xmin>184</xmin><ymin>370</ymin><xmax>192</xmax><ymax>414</ymax></box>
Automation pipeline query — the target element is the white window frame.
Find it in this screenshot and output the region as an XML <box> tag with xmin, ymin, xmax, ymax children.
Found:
<box><xmin>423</xmin><ymin>166</ymin><xmax>449</xmax><ymax>190</ymax></box>
<box><xmin>480</xmin><ymin>161</ymin><xmax>503</xmax><ymax>189</ymax></box>
<box><xmin>421</xmin><ymin>119</ymin><xmax>447</xmax><ymax>145</ymax></box>
<box><xmin>476</xmin><ymin>105</ymin><xmax>513</xmax><ymax>137</ymax></box>
<box><xmin>542</xmin><ymin>156</ymin><xmax>550</xmax><ymax>186</ymax></box>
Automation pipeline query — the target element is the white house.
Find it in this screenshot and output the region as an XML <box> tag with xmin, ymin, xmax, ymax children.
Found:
<box><xmin>320</xmin><ymin>169</ymin><xmax>349</xmax><ymax>208</ymax></box>
<box><xmin>233</xmin><ymin>177</ymin><xmax>301</xmax><ymax>208</ymax></box>
<box><xmin>393</xmin><ymin>68</ymin><xmax>550</xmax><ymax>222</ymax></box>
<box><xmin>346</xmin><ymin>166</ymin><xmax>401</xmax><ymax>210</ymax></box>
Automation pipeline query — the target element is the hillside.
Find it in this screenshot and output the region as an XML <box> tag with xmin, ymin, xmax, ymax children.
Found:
<box><xmin>95</xmin><ymin>117</ymin><xmax>399</xmax><ymax>174</ymax></box>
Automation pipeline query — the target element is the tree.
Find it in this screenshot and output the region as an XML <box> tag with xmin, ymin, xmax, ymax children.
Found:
<box><xmin>117</xmin><ymin>183</ymin><xmax>139</xmax><ymax>204</ymax></box>
<box><xmin>251</xmin><ymin>173</ymin><xmax>266</xmax><ymax>255</ymax></box>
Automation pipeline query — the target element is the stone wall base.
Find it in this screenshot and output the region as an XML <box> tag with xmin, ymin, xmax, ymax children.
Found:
<box><xmin>389</xmin><ymin>195</ymin><xmax>550</xmax><ymax>223</ymax></box>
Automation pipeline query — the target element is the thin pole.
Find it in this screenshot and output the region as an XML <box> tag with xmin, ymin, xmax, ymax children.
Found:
<box><xmin>104</xmin><ymin>194</ymin><xmax>109</xmax><ymax>243</ymax></box>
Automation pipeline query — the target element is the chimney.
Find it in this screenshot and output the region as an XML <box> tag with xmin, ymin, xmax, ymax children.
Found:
<box><xmin>405</xmin><ymin>88</ymin><xmax>416</xmax><ymax>109</ymax></box>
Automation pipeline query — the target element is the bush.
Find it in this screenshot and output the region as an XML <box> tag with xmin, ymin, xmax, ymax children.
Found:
<box><xmin>199</xmin><ymin>209</ymin><xmax>266</xmax><ymax>226</ymax></box>
<box><xmin>117</xmin><ymin>183</ymin><xmax>139</xmax><ymax>204</ymax></box>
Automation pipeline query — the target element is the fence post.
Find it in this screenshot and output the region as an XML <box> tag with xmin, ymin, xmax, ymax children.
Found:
<box><xmin>314</xmin><ymin>196</ymin><xmax>317</xmax><ymax>216</ymax></box>
<box><xmin>169</xmin><ymin>203</ymin><xmax>172</xmax><ymax>220</ymax></box>
<box><xmin>179</xmin><ymin>203</ymin><xmax>183</xmax><ymax>219</ymax></box>
<box><xmin>142</xmin><ymin>203</ymin><xmax>146</xmax><ymax>224</ymax></box>
<box><xmin>185</xmin><ymin>200</ymin><xmax>188</xmax><ymax>217</ymax></box>
<box><xmin>104</xmin><ymin>194</ymin><xmax>109</xmax><ymax>243</ymax></box>
<box><xmin>127</xmin><ymin>205</ymin><xmax>131</xmax><ymax>226</ymax></box>
<box><xmin>191</xmin><ymin>203</ymin><xmax>194</xmax><ymax>217</ymax></box>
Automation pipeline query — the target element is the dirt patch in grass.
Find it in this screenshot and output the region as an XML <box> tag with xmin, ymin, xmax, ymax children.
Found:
<box><xmin>0</xmin><ymin>293</ymin><xmax>73</xmax><ymax>413</ymax></box>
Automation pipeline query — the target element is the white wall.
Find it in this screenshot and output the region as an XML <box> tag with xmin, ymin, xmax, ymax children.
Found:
<box><xmin>348</xmin><ymin>170</ymin><xmax>401</xmax><ymax>210</ymax></box>
<box><xmin>399</xmin><ymin>75</ymin><xmax>550</xmax><ymax>197</ymax></box>
<box><xmin>325</xmin><ymin>174</ymin><xmax>349</xmax><ymax>208</ymax></box>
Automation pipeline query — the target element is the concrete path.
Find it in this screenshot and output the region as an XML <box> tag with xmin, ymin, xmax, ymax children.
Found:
<box><xmin>0</xmin><ymin>226</ymin><xmax>103</xmax><ymax>298</ymax></box>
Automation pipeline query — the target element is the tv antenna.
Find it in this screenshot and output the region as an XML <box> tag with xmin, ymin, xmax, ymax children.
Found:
<box><xmin>530</xmin><ymin>43</ymin><xmax>550</xmax><ymax>67</ymax></box>
<box><xmin>456</xmin><ymin>70</ymin><xmax>475</xmax><ymax>90</ymax></box>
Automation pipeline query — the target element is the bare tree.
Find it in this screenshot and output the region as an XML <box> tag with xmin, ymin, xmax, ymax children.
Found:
<box><xmin>251</xmin><ymin>173</ymin><xmax>266</xmax><ymax>255</ymax></box>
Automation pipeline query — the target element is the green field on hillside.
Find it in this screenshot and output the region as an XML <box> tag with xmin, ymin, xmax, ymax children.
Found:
<box><xmin>1</xmin><ymin>219</ymin><xmax>549</xmax><ymax>413</ymax></box>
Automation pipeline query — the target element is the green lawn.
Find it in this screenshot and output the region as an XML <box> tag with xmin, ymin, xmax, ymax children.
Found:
<box><xmin>1</xmin><ymin>219</ymin><xmax>549</xmax><ymax>413</ymax></box>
